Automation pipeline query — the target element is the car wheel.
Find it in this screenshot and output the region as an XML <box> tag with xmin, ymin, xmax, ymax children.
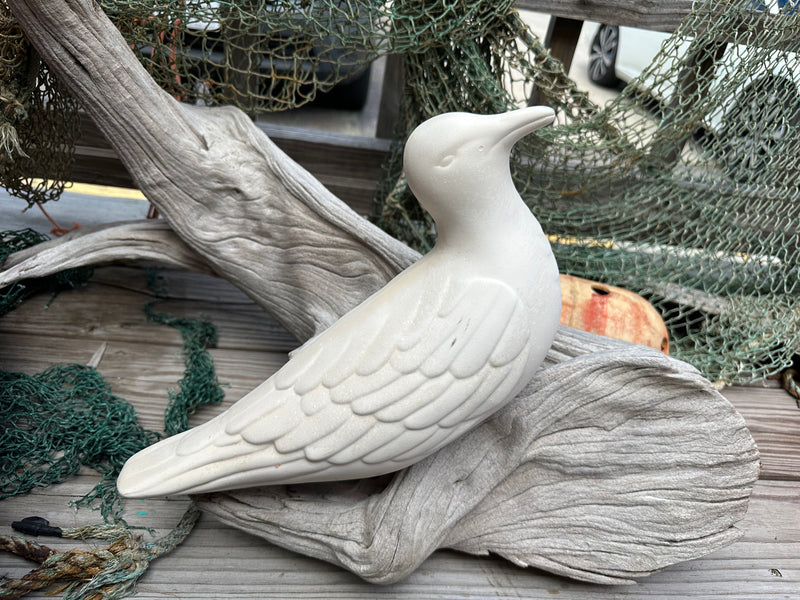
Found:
<box><xmin>719</xmin><ymin>76</ymin><xmax>800</xmax><ymax>180</ymax></box>
<box><xmin>588</xmin><ymin>25</ymin><xmax>621</xmax><ymax>87</ymax></box>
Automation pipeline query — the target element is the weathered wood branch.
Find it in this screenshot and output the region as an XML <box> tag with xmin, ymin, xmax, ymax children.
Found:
<box><xmin>4</xmin><ymin>0</ymin><xmax>759</xmax><ymax>586</ymax></box>
<box><xmin>7</xmin><ymin>0</ymin><xmax>415</xmax><ymax>342</ymax></box>
<box><xmin>200</xmin><ymin>335</ymin><xmax>758</xmax><ymax>584</ymax></box>
<box><xmin>68</xmin><ymin>115</ymin><xmax>390</xmax><ymax>214</ymax></box>
<box><xmin>0</xmin><ymin>221</ymin><xmax>214</xmax><ymax>284</ymax></box>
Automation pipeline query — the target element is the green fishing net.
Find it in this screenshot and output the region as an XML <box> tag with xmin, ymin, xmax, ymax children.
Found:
<box><xmin>1</xmin><ymin>0</ymin><xmax>799</xmax><ymax>386</ymax></box>
<box><xmin>0</xmin><ymin>232</ymin><xmax>225</xmax><ymax>522</ymax></box>
<box><xmin>0</xmin><ymin>364</ymin><xmax>161</xmax><ymax>521</ymax></box>
<box><xmin>0</xmin><ymin>1</ymin><xmax>80</xmax><ymax>208</ymax></box>
<box><xmin>0</xmin><ymin>231</ymin><xmax>223</xmax><ymax>598</ymax></box>
<box><xmin>518</xmin><ymin>0</ymin><xmax>800</xmax><ymax>385</ymax></box>
<box><xmin>0</xmin><ymin>229</ymin><xmax>93</xmax><ymax>316</ymax></box>
<box><xmin>144</xmin><ymin>271</ymin><xmax>226</xmax><ymax>437</ymax></box>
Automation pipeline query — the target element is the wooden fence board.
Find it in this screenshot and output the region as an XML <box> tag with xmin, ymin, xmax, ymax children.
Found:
<box><xmin>516</xmin><ymin>0</ymin><xmax>693</xmax><ymax>32</ymax></box>
<box><xmin>68</xmin><ymin>117</ymin><xmax>389</xmax><ymax>216</ymax></box>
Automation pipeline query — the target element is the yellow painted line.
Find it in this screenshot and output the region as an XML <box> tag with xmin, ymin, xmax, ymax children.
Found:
<box><xmin>67</xmin><ymin>182</ymin><xmax>147</xmax><ymax>201</ymax></box>
<box><xmin>27</xmin><ymin>178</ymin><xmax>147</xmax><ymax>201</ymax></box>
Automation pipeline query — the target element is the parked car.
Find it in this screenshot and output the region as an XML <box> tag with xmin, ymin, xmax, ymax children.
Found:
<box><xmin>586</xmin><ymin>2</ymin><xmax>800</xmax><ymax>179</ymax></box>
<box><xmin>587</xmin><ymin>23</ymin><xmax>668</xmax><ymax>89</ymax></box>
<box><xmin>137</xmin><ymin>1</ymin><xmax>374</xmax><ymax>111</ymax></box>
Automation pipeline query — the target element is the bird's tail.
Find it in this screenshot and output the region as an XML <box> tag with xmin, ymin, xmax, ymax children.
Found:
<box><xmin>116</xmin><ymin>413</ymin><xmax>329</xmax><ymax>498</ymax></box>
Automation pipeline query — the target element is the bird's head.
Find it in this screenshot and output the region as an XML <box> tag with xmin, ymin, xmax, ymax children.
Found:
<box><xmin>402</xmin><ymin>106</ymin><xmax>555</xmax><ymax>226</ymax></box>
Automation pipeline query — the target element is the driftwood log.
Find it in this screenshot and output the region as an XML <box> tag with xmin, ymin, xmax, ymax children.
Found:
<box><xmin>5</xmin><ymin>0</ymin><xmax>759</xmax><ymax>586</ymax></box>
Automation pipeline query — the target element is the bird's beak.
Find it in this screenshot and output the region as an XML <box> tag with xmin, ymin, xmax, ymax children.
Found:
<box><xmin>492</xmin><ymin>106</ymin><xmax>556</xmax><ymax>152</ymax></box>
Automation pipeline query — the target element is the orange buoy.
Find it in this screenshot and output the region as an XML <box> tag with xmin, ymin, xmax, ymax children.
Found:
<box><xmin>559</xmin><ymin>274</ymin><xmax>669</xmax><ymax>354</ymax></box>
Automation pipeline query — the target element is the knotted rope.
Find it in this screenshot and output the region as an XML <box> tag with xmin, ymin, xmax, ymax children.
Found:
<box><xmin>0</xmin><ymin>506</ymin><xmax>201</xmax><ymax>600</ymax></box>
<box><xmin>1</xmin><ymin>235</ymin><xmax>225</xmax><ymax>599</ymax></box>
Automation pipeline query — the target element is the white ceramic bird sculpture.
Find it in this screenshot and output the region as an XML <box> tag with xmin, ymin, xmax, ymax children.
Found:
<box><xmin>117</xmin><ymin>106</ymin><xmax>562</xmax><ymax>498</ymax></box>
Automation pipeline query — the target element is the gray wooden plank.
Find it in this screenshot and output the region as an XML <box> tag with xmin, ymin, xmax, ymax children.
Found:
<box><xmin>0</xmin><ymin>267</ymin><xmax>298</xmax><ymax>354</ymax></box>
<box><xmin>0</xmin><ymin>479</ymin><xmax>797</xmax><ymax>598</ymax></box>
<box><xmin>722</xmin><ymin>385</ymin><xmax>800</xmax><ymax>482</ymax></box>
<box><xmin>1</xmin><ymin>269</ymin><xmax>797</xmax><ymax>474</ymax></box>
<box><xmin>516</xmin><ymin>0</ymin><xmax>693</xmax><ymax>32</ymax></box>
<box><xmin>0</xmin><ymin>332</ymin><xmax>286</xmax><ymax>432</ymax></box>
<box><xmin>376</xmin><ymin>54</ymin><xmax>404</xmax><ymax>139</ymax></box>
<box><xmin>2</xmin><ymin>267</ymin><xmax>798</xmax><ymax>598</ymax></box>
<box><xmin>543</xmin><ymin>16</ymin><xmax>584</xmax><ymax>73</ymax></box>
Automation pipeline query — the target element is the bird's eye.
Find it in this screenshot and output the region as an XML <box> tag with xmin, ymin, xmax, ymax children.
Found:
<box><xmin>438</xmin><ymin>154</ymin><xmax>455</xmax><ymax>168</ymax></box>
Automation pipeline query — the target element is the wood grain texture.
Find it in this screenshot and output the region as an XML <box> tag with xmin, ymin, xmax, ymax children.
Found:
<box><xmin>69</xmin><ymin>116</ymin><xmax>390</xmax><ymax>215</ymax></box>
<box><xmin>0</xmin><ymin>221</ymin><xmax>213</xmax><ymax>286</ymax></box>
<box><xmin>201</xmin><ymin>344</ymin><xmax>758</xmax><ymax>584</ymax></box>
<box><xmin>720</xmin><ymin>385</ymin><xmax>800</xmax><ymax>481</ymax></box>
<box><xmin>1</xmin><ymin>478</ymin><xmax>796</xmax><ymax>599</ymax></box>
<box><xmin>515</xmin><ymin>0</ymin><xmax>693</xmax><ymax>32</ymax></box>
<box><xmin>7</xmin><ymin>0</ymin><xmax>416</xmax><ymax>344</ymax></box>
<box><xmin>2</xmin><ymin>0</ymin><xmax>763</xmax><ymax>588</ymax></box>
<box><xmin>0</xmin><ymin>270</ymin><xmax>794</xmax><ymax>597</ymax></box>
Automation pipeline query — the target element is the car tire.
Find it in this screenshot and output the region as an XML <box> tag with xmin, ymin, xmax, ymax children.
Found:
<box><xmin>588</xmin><ymin>25</ymin><xmax>621</xmax><ymax>87</ymax></box>
<box><xmin>718</xmin><ymin>75</ymin><xmax>800</xmax><ymax>180</ymax></box>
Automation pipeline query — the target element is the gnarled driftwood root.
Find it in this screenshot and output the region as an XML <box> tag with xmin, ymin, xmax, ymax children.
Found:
<box><xmin>197</xmin><ymin>330</ymin><xmax>758</xmax><ymax>585</ymax></box>
<box><xmin>4</xmin><ymin>0</ymin><xmax>760</xmax><ymax>585</ymax></box>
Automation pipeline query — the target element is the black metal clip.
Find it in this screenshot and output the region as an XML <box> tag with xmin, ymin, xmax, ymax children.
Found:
<box><xmin>11</xmin><ymin>516</ymin><xmax>63</xmax><ymax>537</ymax></box>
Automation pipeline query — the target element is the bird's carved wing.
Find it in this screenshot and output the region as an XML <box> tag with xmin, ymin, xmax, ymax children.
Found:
<box><xmin>120</xmin><ymin>276</ymin><xmax>532</xmax><ymax>495</ymax></box>
<box><xmin>225</xmin><ymin>276</ymin><xmax>527</xmax><ymax>473</ymax></box>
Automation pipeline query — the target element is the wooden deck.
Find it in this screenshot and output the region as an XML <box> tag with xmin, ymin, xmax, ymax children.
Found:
<box><xmin>0</xmin><ymin>265</ymin><xmax>798</xmax><ymax>599</ymax></box>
